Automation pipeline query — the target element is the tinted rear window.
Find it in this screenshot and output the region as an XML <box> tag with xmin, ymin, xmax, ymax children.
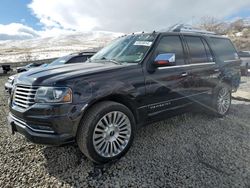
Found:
<box><xmin>209</xmin><ymin>37</ymin><xmax>238</xmax><ymax>61</ymax></box>
<box><xmin>185</xmin><ymin>36</ymin><xmax>210</xmax><ymax>63</ymax></box>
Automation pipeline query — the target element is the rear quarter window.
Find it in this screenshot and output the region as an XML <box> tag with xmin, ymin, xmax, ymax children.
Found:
<box><xmin>209</xmin><ymin>37</ymin><xmax>238</xmax><ymax>62</ymax></box>
<box><xmin>185</xmin><ymin>36</ymin><xmax>211</xmax><ymax>63</ymax></box>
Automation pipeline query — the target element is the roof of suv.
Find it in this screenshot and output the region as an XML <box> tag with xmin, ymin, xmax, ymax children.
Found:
<box><xmin>130</xmin><ymin>24</ymin><xmax>228</xmax><ymax>39</ymax></box>
<box><xmin>158</xmin><ymin>31</ymin><xmax>226</xmax><ymax>38</ymax></box>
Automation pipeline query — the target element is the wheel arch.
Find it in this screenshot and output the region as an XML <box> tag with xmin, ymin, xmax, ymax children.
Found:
<box><xmin>220</xmin><ymin>70</ymin><xmax>240</xmax><ymax>92</ymax></box>
<box><xmin>82</xmin><ymin>94</ymin><xmax>140</xmax><ymax>125</ymax></box>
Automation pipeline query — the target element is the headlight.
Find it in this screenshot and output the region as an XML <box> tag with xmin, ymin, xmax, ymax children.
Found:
<box><xmin>35</xmin><ymin>87</ymin><xmax>72</xmax><ymax>103</ymax></box>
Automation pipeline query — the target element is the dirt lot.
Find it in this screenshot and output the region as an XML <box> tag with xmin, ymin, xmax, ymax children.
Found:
<box><xmin>0</xmin><ymin>75</ymin><xmax>250</xmax><ymax>188</ymax></box>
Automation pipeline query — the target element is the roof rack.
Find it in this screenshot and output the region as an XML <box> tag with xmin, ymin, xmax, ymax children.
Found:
<box><xmin>167</xmin><ymin>24</ymin><xmax>216</xmax><ymax>35</ymax></box>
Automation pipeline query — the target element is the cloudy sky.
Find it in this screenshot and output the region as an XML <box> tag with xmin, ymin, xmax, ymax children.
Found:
<box><xmin>0</xmin><ymin>0</ymin><xmax>250</xmax><ymax>40</ymax></box>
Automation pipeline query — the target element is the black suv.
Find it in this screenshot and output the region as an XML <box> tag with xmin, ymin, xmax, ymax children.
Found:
<box><xmin>7</xmin><ymin>29</ymin><xmax>241</xmax><ymax>164</ymax></box>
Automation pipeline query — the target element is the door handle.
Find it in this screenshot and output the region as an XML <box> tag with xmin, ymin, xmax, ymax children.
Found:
<box><xmin>214</xmin><ymin>69</ymin><xmax>220</xmax><ymax>72</ymax></box>
<box><xmin>181</xmin><ymin>72</ymin><xmax>188</xmax><ymax>77</ymax></box>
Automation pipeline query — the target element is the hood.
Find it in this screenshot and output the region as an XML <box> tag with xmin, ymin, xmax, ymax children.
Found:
<box><xmin>16</xmin><ymin>62</ymin><xmax>126</xmax><ymax>86</ymax></box>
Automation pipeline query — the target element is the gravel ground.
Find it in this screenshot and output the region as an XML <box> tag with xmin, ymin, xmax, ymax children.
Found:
<box><xmin>0</xmin><ymin>74</ymin><xmax>250</xmax><ymax>188</ymax></box>
<box><xmin>238</xmin><ymin>76</ymin><xmax>250</xmax><ymax>93</ymax></box>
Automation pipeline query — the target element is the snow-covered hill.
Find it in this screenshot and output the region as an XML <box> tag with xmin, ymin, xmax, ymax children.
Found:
<box><xmin>0</xmin><ymin>31</ymin><xmax>122</xmax><ymax>63</ymax></box>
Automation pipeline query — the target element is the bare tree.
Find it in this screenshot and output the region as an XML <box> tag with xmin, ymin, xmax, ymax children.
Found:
<box><xmin>230</xmin><ymin>19</ymin><xmax>245</xmax><ymax>32</ymax></box>
<box><xmin>197</xmin><ymin>16</ymin><xmax>229</xmax><ymax>34</ymax></box>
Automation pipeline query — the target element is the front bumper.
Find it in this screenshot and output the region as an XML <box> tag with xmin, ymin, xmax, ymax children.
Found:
<box><xmin>7</xmin><ymin>113</ymin><xmax>75</xmax><ymax>145</ymax></box>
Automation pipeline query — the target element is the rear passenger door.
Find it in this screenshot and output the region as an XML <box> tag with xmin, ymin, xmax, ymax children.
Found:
<box><xmin>183</xmin><ymin>35</ymin><xmax>219</xmax><ymax>98</ymax></box>
<box><xmin>208</xmin><ymin>37</ymin><xmax>241</xmax><ymax>90</ymax></box>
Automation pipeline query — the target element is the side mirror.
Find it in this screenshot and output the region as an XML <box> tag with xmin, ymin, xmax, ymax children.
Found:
<box><xmin>153</xmin><ymin>53</ymin><xmax>176</xmax><ymax>67</ymax></box>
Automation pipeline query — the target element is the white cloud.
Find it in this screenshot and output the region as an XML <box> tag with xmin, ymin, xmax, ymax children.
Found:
<box><xmin>28</xmin><ymin>0</ymin><xmax>99</xmax><ymax>31</ymax></box>
<box><xmin>0</xmin><ymin>23</ymin><xmax>39</xmax><ymax>40</ymax></box>
<box><xmin>0</xmin><ymin>23</ymin><xmax>122</xmax><ymax>41</ymax></box>
<box><xmin>1</xmin><ymin>0</ymin><xmax>249</xmax><ymax>40</ymax></box>
<box><xmin>28</xmin><ymin>0</ymin><xmax>250</xmax><ymax>32</ymax></box>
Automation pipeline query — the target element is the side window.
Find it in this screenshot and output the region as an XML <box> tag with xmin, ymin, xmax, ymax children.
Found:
<box><xmin>209</xmin><ymin>37</ymin><xmax>238</xmax><ymax>61</ymax></box>
<box><xmin>185</xmin><ymin>36</ymin><xmax>208</xmax><ymax>63</ymax></box>
<box><xmin>68</xmin><ymin>56</ymin><xmax>88</xmax><ymax>64</ymax></box>
<box><xmin>202</xmin><ymin>39</ymin><xmax>214</xmax><ymax>62</ymax></box>
<box><xmin>155</xmin><ymin>36</ymin><xmax>185</xmax><ymax>65</ymax></box>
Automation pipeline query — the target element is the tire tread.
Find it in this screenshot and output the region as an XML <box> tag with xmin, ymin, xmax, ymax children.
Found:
<box><xmin>76</xmin><ymin>101</ymin><xmax>134</xmax><ymax>164</ymax></box>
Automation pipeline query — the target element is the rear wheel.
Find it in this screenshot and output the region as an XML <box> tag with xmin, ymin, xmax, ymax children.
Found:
<box><xmin>211</xmin><ymin>84</ymin><xmax>232</xmax><ymax>117</ymax></box>
<box><xmin>77</xmin><ymin>101</ymin><xmax>135</xmax><ymax>164</ymax></box>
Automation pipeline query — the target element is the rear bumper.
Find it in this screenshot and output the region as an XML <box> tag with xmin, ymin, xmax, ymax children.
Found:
<box><xmin>7</xmin><ymin>113</ymin><xmax>74</xmax><ymax>145</ymax></box>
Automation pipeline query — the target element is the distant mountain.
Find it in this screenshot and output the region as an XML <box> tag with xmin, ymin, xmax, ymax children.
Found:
<box><xmin>1</xmin><ymin>18</ymin><xmax>250</xmax><ymax>64</ymax></box>
<box><xmin>0</xmin><ymin>31</ymin><xmax>122</xmax><ymax>63</ymax></box>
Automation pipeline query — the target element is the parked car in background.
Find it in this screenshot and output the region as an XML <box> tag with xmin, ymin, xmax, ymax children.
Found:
<box><xmin>0</xmin><ymin>65</ymin><xmax>11</xmax><ymax>74</ymax></box>
<box><xmin>45</xmin><ymin>51</ymin><xmax>96</xmax><ymax>67</ymax></box>
<box><xmin>7</xmin><ymin>26</ymin><xmax>241</xmax><ymax>164</ymax></box>
<box><xmin>5</xmin><ymin>51</ymin><xmax>97</xmax><ymax>94</ymax></box>
<box><xmin>1</xmin><ymin>65</ymin><xmax>11</xmax><ymax>74</ymax></box>
<box><xmin>17</xmin><ymin>63</ymin><xmax>43</xmax><ymax>73</ymax></box>
<box><xmin>238</xmin><ymin>51</ymin><xmax>250</xmax><ymax>76</ymax></box>
<box><xmin>16</xmin><ymin>51</ymin><xmax>97</xmax><ymax>73</ymax></box>
<box><xmin>0</xmin><ymin>66</ymin><xmax>5</xmax><ymax>74</ymax></box>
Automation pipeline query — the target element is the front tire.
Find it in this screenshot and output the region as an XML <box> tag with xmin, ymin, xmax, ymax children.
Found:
<box><xmin>211</xmin><ymin>83</ymin><xmax>232</xmax><ymax>117</ymax></box>
<box><xmin>77</xmin><ymin>101</ymin><xmax>135</xmax><ymax>164</ymax></box>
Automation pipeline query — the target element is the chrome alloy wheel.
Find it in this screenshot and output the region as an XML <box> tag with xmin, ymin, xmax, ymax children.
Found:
<box><xmin>217</xmin><ymin>87</ymin><xmax>231</xmax><ymax>115</ymax></box>
<box><xmin>93</xmin><ymin>111</ymin><xmax>131</xmax><ymax>158</ymax></box>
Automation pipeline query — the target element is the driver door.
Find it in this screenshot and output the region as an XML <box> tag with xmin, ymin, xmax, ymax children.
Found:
<box><xmin>143</xmin><ymin>34</ymin><xmax>193</xmax><ymax>117</ymax></box>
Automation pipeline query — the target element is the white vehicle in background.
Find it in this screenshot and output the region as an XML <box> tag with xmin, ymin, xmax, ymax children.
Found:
<box><xmin>4</xmin><ymin>51</ymin><xmax>97</xmax><ymax>94</ymax></box>
<box><xmin>238</xmin><ymin>51</ymin><xmax>250</xmax><ymax>76</ymax></box>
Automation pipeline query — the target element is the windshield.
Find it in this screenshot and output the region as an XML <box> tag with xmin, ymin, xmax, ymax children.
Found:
<box><xmin>26</xmin><ymin>63</ymin><xmax>38</xmax><ymax>68</ymax></box>
<box><xmin>48</xmin><ymin>56</ymin><xmax>72</xmax><ymax>66</ymax></box>
<box><xmin>91</xmin><ymin>34</ymin><xmax>156</xmax><ymax>63</ymax></box>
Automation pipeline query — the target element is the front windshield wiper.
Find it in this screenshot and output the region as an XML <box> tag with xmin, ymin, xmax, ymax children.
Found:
<box><xmin>99</xmin><ymin>57</ymin><xmax>122</xmax><ymax>65</ymax></box>
<box><xmin>109</xmin><ymin>59</ymin><xmax>122</xmax><ymax>65</ymax></box>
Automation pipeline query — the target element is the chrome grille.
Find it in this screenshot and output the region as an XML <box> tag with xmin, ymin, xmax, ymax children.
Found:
<box><xmin>13</xmin><ymin>85</ymin><xmax>38</xmax><ymax>109</ymax></box>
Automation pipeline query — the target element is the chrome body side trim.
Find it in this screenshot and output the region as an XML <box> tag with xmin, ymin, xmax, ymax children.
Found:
<box><xmin>158</xmin><ymin>62</ymin><xmax>215</xmax><ymax>70</ymax></box>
